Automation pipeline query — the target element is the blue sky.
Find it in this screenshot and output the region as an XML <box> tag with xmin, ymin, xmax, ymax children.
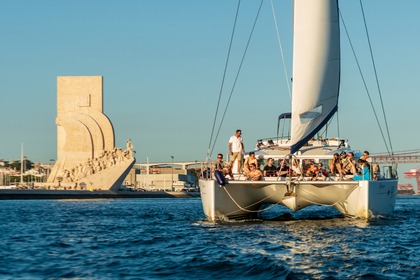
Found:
<box><xmin>1</xmin><ymin>0</ymin><xmax>419</xmax><ymax>180</ymax></box>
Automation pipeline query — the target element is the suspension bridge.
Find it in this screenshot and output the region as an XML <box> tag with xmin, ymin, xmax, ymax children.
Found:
<box><xmin>371</xmin><ymin>149</ymin><xmax>420</xmax><ymax>164</ymax></box>
<box><xmin>373</xmin><ymin>149</ymin><xmax>420</xmax><ymax>194</ymax></box>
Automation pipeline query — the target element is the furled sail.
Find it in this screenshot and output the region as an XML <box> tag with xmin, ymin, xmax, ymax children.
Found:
<box><xmin>290</xmin><ymin>0</ymin><xmax>340</xmax><ymax>154</ymax></box>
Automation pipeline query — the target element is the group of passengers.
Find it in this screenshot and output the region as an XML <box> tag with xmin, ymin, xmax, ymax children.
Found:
<box><xmin>213</xmin><ymin>152</ymin><xmax>282</xmax><ymax>181</ymax></box>
<box><xmin>214</xmin><ymin>151</ymin><xmax>302</xmax><ymax>181</ymax></box>
<box><xmin>306</xmin><ymin>162</ymin><xmax>328</xmax><ymax>181</ymax></box>
<box><xmin>214</xmin><ymin>129</ymin><xmax>377</xmax><ymax>181</ymax></box>
<box><xmin>244</xmin><ymin>153</ymin><xmax>312</xmax><ymax>181</ymax></box>
<box><xmin>214</xmin><ymin>150</ymin><xmax>377</xmax><ymax>182</ymax></box>
<box><xmin>303</xmin><ymin>151</ymin><xmax>376</xmax><ymax>181</ymax></box>
<box><xmin>329</xmin><ymin>150</ymin><xmax>375</xmax><ymax>180</ymax></box>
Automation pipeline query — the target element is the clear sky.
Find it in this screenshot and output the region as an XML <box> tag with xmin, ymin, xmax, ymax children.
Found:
<box><xmin>1</xmin><ymin>0</ymin><xmax>419</xmax><ymax>176</ymax></box>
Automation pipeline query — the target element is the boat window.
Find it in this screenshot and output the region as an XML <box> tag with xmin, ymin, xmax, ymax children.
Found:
<box><xmin>257</xmin><ymin>158</ymin><xmax>266</xmax><ymax>170</ymax></box>
<box><xmin>319</xmin><ymin>159</ymin><xmax>330</xmax><ymax>169</ymax></box>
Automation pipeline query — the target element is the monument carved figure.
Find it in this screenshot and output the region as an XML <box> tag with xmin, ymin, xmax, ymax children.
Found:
<box><xmin>47</xmin><ymin>76</ymin><xmax>136</xmax><ymax>191</ymax></box>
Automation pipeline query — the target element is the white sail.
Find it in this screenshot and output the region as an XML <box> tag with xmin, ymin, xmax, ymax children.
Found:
<box><xmin>290</xmin><ymin>0</ymin><xmax>340</xmax><ymax>154</ymax></box>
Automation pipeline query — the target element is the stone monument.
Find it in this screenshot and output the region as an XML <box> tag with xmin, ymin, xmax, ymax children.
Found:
<box><xmin>47</xmin><ymin>76</ymin><xmax>135</xmax><ymax>191</ymax></box>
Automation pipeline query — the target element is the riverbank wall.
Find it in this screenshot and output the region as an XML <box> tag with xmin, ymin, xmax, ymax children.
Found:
<box><xmin>0</xmin><ymin>189</ymin><xmax>200</xmax><ymax>200</ymax></box>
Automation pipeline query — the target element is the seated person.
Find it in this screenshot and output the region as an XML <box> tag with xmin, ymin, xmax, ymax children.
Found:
<box><xmin>263</xmin><ymin>158</ymin><xmax>278</xmax><ymax>177</ymax></box>
<box><xmin>213</xmin><ymin>153</ymin><xmax>233</xmax><ymax>179</ymax></box>
<box><xmin>372</xmin><ymin>163</ymin><xmax>380</xmax><ymax>180</ymax></box>
<box><xmin>329</xmin><ymin>153</ymin><xmax>342</xmax><ymax>175</ymax></box>
<box><xmin>356</xmin><ymin>159</ymin><xmax>367</xmax><ymax>174</ymax></box>
<box><xmin>313</xmin><ymin>162</ymin><xmax>327</xmax><ymax>181</ymax></box>
<box><xmin>291</xmin><ymin>159</ymin><xmax>302</xmax><ymax>176</ymax></box>
<box><xmin>277</xmin><ymin>160</ymin><xmax>290</xmax><ymax>177</ymax></box>
<box><xmin>243</xmin><ymin>152</ymin><xmax>258</xmax><ymax>175</ymax></box>
<box><xmin>306</xmin><ymin>162</ymin><xmax>318</xmax><ymax>178</ymax></box>
<box><xmin>245</xmin><ymin>163</ymin><xmax>262</xmax><ymax>181</ymax></box>
<box><xmin>340</xmin><ymin>152</ymin><xmax>353</xmax><ymax>175</ymax></box>
<box><xmin>343</xmin><ymin>152</ymin><xmax>357</xmax><ymax>174</ymax></box>
<box><xmin>353</xmin><ymin>162</ymin><xmax>371</xmax><ymax>180</ymax></box>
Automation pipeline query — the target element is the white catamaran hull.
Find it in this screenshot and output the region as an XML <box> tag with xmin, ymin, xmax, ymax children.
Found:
<box><xmin>199</xmin><ymin>178</ymin><xmax>397</xmax><ymax>221</ymax></box>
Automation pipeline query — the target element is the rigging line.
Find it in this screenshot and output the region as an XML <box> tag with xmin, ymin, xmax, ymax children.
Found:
<box><xmin>270</xmin><ymin>0</ymin><xmax>292</xmax><ymax>100</ymax></box>
<box><xmin>339</xmin><ymin>10</ymin><xmax>390</xmax><ymax>155</ymax></box>
<box><xmin>210</xmin><ymin>0</ymin><xmax>265</xmax><ymax>156</ymax></box>
<box><xmin>336</xmin><ymin>111</ymin><xmax>340</xmax><ymax>139</ymax></box>
<box><xmin>359</xmin><ymin>0</ymin><xmax>394</xmax><ymax>156</ymax></box>
<box><xmin>318</xmin><ymin>117</ymin><xmax>335</xmax><ymax>138</ymax></box>
<box><xmin>207</xmin><ymin>0</ymin><xmax>242</xmax><ymax>159</ymax></box>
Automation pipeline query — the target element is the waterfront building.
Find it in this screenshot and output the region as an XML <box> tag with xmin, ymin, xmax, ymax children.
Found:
<box><xmin>132</xmin><ymin>162</ymin><xmax>202</xmax><ymax>191</ymax></box>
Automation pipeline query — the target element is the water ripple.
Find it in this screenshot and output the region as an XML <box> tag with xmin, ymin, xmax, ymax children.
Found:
<box><xmin>0</xmin><ymin>197</ymin><xmax>419</xmax><ymax>279</ymax></box>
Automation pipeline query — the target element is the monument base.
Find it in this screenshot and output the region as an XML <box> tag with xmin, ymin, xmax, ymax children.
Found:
<box><xmin>41</xmin><ymin>157</ymin><xmax>135</xmax><ymax>191</ymax></box>
<box><xmin>77</xmin><ymin>157</ymin><xmax>136</xmax><ymax>191</ymax></box>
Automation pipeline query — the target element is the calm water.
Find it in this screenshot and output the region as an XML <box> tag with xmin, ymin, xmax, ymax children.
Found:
<box><xmin>0</xmin><ymin>196</ymin><xmax>419</xmax><ymax>279</ymax></box>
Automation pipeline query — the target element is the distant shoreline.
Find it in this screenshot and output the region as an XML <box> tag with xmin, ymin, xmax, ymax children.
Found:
<box><xmin>0</xmin><ymin>189</ymin><xmax>200</xmax><ymax>200</ymax></box>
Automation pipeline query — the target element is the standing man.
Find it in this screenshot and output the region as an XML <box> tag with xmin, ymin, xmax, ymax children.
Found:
<box><xmin>228</xmin><ymin>129</ymin><xmax>245</xmax><ymax>173</ymax></box>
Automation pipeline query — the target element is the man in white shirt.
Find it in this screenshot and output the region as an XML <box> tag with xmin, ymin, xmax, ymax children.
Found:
<box><xmin>228</xmin><ymin>129</ymin><xmax>245</xmax><ymax>173</ymax></box>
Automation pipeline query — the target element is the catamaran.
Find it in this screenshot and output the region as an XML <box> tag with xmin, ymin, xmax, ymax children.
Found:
<box><xmin>199</xmin><ymin>0</ymin><xmax>398</xmax><ymax>221</ymax></box>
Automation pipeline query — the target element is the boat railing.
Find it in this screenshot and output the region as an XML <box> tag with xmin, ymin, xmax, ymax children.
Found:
<box><xmin>378</xmin><ymin>164</ymin><xmax>398</xmax><ymax>180</ymax></box>
<box><xmin>255</xmin><ymin>136</ymin><xmax>353</xmax><ymax>150</ymax></box>
<box><xmin>255</xmin><ymin>137</ymin><xmax>291</xmax><ymax>149</ymax></box>
<box><xmin>200</xmin><ymin>164</ymin><xmax>397</xmax><ymax>182</ymax></box>
<box><xmin>200</xmin><ymin>161</ymin><xmax>212</xmax><ymax>180</ymax></box>
<box><xmin>225</xmin><ymin>174</ymin><xmax>358</xmax><ymax>182</ymax></box>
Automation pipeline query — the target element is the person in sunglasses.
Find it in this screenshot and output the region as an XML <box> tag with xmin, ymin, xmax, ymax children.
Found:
<box><xmin>245</xmin><ymin>163</ymin><xmax>262</xmax><ymax>181</ymax></box>
<box><xmin>214</xmin><ymin>153</ymin><xmax>233</xmax><ymax>179</ymax></box>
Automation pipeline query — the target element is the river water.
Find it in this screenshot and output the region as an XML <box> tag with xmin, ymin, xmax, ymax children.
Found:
<box><xmin>0</xmin><ymin>196</ymin><xmax>418</xmax><ymax>279</ymax></box>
